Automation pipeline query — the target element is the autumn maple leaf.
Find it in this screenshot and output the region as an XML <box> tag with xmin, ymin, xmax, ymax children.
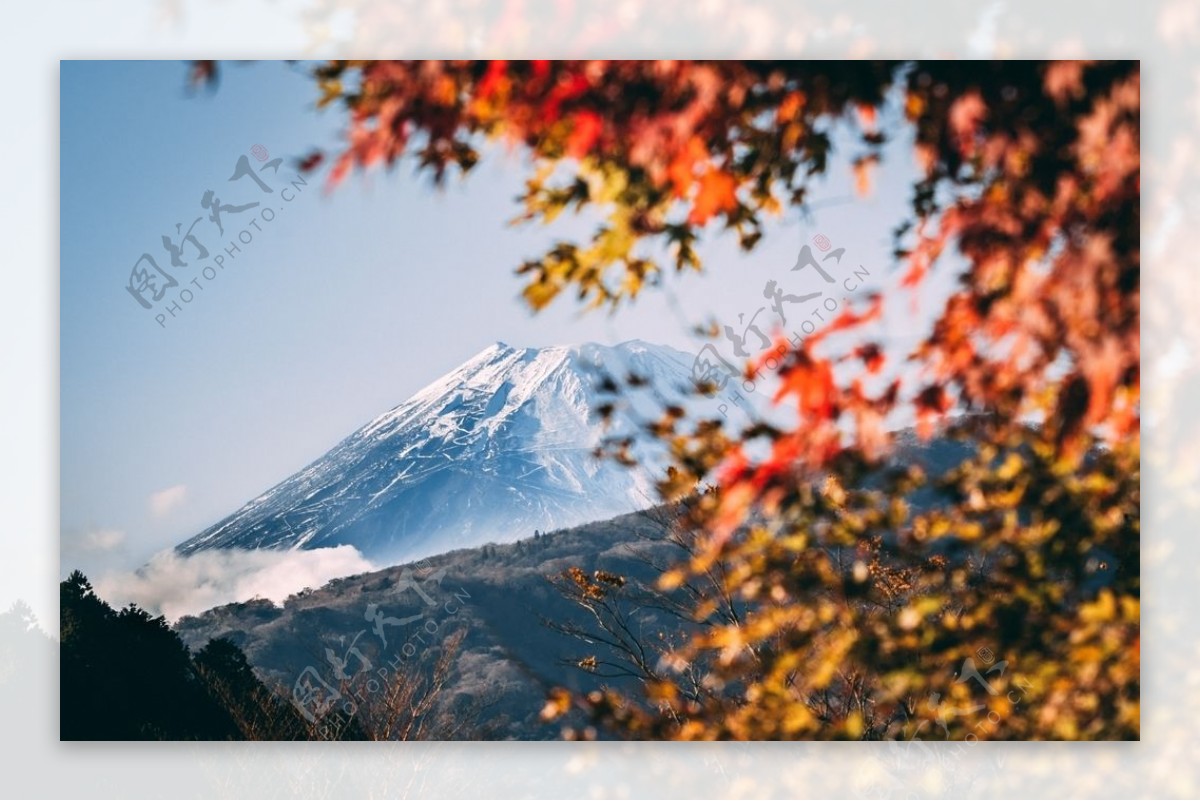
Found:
<box><xmin>687</xmin><ymin>168</ymin><xmax>738</xmax><ymax>225</ymax></box>
<box><xmin>566</xmin><ymin>111</ymin><xmax>603</xmax><ymax>159</ymax></box>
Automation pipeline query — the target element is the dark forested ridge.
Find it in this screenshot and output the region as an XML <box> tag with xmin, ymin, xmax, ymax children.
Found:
<box><xmin>59</xmin><ymin>506</ymin><xmax>687</xmax><ymax>740</ymax></box>
<box><xmin>171</xmin><ymin>506</ymin><xmax>684</xmax><ymax>740</ymax></box>
<box><xmin>60</xmin><ymin>570</ymin><xmax>313</xmax><ymax>740</ymax></box>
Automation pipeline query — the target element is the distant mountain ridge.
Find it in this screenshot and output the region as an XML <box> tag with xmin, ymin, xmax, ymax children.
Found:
<box><xmin>176</xmin><ymin>340</ymin><xmax>710</xmax><ymax>565</ymax></box>
<box><xmin>175</xmin><ymin>506</ymin><xmax>684</xmax><ymax>740</ymax></box>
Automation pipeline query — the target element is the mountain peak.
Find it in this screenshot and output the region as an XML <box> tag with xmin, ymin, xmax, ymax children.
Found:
<box><xmin>177</xmin><ymin>339</ymin><xmax>705</xmax><ymax>565</ymax></box>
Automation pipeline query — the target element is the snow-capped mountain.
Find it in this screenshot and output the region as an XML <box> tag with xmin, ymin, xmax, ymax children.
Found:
<box><xmin>177</xmin><ymin>340</ymin><xmax>728</xmax><ymax>565</ymax></box>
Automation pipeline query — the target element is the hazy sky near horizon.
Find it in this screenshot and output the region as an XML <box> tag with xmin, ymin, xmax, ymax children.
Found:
<box><xmin>61</xmin><ymin>61</ymin><xmax>953</xmax><ymax>578</ymax></box>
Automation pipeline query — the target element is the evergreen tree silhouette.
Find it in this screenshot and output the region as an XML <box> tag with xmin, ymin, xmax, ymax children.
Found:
<box><xmin>60</xmin><ymin>570</ymin><xmax>280</xmax><ymax>740</ymax></box>
<box><xmin>194</xmin><ymin>637</ymin><xmax>309</xmax><ymax>739</ymax></box>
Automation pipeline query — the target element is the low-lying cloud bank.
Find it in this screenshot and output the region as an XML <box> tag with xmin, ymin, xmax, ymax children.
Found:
<box><xmin>95</xmin><ymin>546</ymin><xmax>375</xmax><ymax>622</ymax></box>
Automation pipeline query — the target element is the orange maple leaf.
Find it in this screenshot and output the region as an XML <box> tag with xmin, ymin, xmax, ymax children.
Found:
<box><xmin>688</xmin><ymin>168</ymin><xmax>739</xmax><ymax>225</ymax></box>
<box><xmin>566</xmin><ymin>111</ymin><xmax>603</xmax><ymax>159</ymax></box>
<box><xmin>666</xmin><ymin>137</ymin><xmax>707</xmax><ymax>198</ymax></box>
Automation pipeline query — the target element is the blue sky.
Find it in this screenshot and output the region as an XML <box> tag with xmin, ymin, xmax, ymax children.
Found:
<box><xmin>61</xmin><ymin>61</ymin><xmax>947</xmax><ymax>579</ymax></box>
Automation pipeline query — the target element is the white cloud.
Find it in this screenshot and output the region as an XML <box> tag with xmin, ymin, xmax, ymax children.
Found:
<box><xmin>80</xmin><ymin>527</ymin><xmax>125</xmax><ymax>552</ymax></box>
<box><xmin>94</xmin><ymin>546</ymin><xmax>375</xmax><ymax>622</ymax></box>
<box><xmin>148</xmin><ymin>484</ymin><xmax>188</xmax><ymax>518</ymax></box>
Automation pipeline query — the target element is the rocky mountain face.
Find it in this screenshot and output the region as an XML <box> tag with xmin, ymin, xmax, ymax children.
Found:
<box><xmin>177</xmin><ymin>341</ymin><xmax>711</xmax><ymax>565</ymax></box>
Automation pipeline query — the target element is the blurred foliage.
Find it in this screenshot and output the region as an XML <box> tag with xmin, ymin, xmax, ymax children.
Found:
<box><xmin>195</xmin><ymin>59</ymin><xmax>1139</xmax><ymax>740</ymax></box>
<box><xmin>550</xmin><ymin>419</ymin><xmax>1138</xmax><ymax>740</ymax></box>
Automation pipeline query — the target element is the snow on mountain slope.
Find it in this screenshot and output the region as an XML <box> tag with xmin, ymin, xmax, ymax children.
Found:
<box><xmin>176</xmin><ymin>340</ymin><xmax>731</xmax><ymax>565</ymax></box>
